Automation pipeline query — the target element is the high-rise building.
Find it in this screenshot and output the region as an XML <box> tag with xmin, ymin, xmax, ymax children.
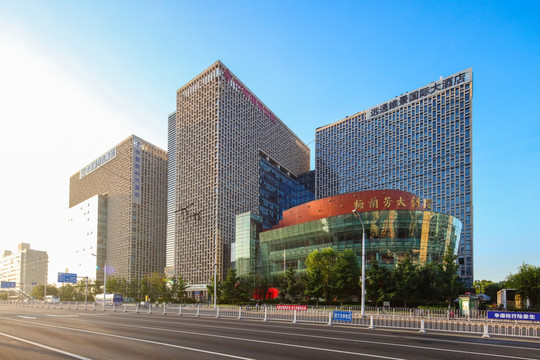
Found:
<box><xmin>173</xmin><ymin>61</ymin><xmax>310</xmax><ymax>292</ymax></box>
<box><xmin>69</xmin><ymin>135</ymin><xmax>167</xmax><ymax>282</ymax></box>
<box><xmin>0</xmin><ymin>243</ymin><xmax>48</xmax><ymax>296</ymax></box>
<box><xmin>166</xmin><ymin>111</ymin><xmax>176</xmax><ymax>275</ymax></box>
<box><xmin>316</xmin><ymin>69</ymin><xmax>473</xmax><ymax>287</ymax></box>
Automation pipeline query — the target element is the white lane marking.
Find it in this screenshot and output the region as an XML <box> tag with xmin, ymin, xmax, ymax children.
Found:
<box><xmin>17</xmin><ymin>316</ymin><xmax>37</xmax><ymax>319</ymax></box>
<box><xmin>1</xmin><ymin>317</ymin><xmax>254</xmax><ymax>360</ymax></box>
<box><xmin>46</xmin><ymin>314</ymin><xmax>79</xmax><ymax>318</ymax></box>
<box><xmin>74</xmin><ymin>317</ymin><xmax>540</xmax><ymax>360</ymax></box>
<box><xmin>116</xmin><ymin>315</ymin><xmax>540</xmax><ymax>352</ymax></box>
<box><xmin>0</xmin><ymin>332</ymin><xmax>93</xmax><ymax>360</ymax></box>
<box><xmin>140</xmin><ymin>317</ymin><xmax>540</xmax><ymax>351</ymax></box>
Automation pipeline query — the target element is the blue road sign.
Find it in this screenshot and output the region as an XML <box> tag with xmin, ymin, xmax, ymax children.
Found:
<box><xmin>57</xmin><ymin>272</ymin><xmax>78</xmax><ymax>284</ymax></box>
<box><xmin>333</xmin><ymin>310</ymin><xmax>353</xmax><ymax>322</ymax></box>
<box><xmin>1</xmin><ymin>281</ymin><xmax>16</xmax><ymax>288</ymax></box>
<box><xmin>488</xmin><ymin>311</ymin><xmax>539</xmax><ymax>322</ymax></box>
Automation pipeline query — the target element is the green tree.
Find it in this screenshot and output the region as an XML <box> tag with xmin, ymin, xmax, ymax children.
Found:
<box><xmin>304</xmin><ymin>248</ymin><xmax>338</xmax><ymax>303</ymax></box>
<box><xmin>207</xmin><ymin>276</ymin><xmax>222</xmax><ymax>303</ymax></box>
<box><xmin>416</xmin><ymin>262</ymin><xmax>440</xmax><ymax>305</ymax></box>
<box><xmin>473</xmin><ymin>279</ymin><xmax>494</xmax><ymax>294</ymax></box>
<box><xmin>275</xmin><ymin>273</ymin><xmax>287</xmax><ymax>300</ymax></box>
<box><xmin>282</xmin><ymin>267</ymin><xmax>303</xmax><ymax>302</ymax></box>
<box><xmin>484</xmin><ymin>282</ymin><xmax>504</xmax><ymax>304</ymax></box>
<box><xmin>366</xmin><ymin>259</ymin><xmax>393</xmax><ymax>306</ymax></box>
<box><xmin>393</xmin><ymin>253</ymin><xmax>419</xmax><ymax>307</ymax></box>
<box><xmin>58</xmin><ymin>284</ymin><xmax>77</xmax><ymax>301</ymax></box>
<box><xmin>238</xmin><ymin>272</ymin><xmax>256</xmax><ymax>302</ymax></box>
<box><xmin>506</xmin><ymin>263</ymin><xmax>540</xmax><ymax>308</ymax></box>
<box><xmin>31</xmin><ymin>284</ymin><xmax>59</xmax><ymax>299</ymax></box>
<box><xmin>127</xmin><ymin>279</ymin><xmax>139</xmax><ymax>299</ymax></box>
<box><xmin>439</xmin><ymin>247</ymin><xmax>464</xmax><ymax>307</ymax></box>
<box><xmin>221</xmin><ymin>268</ymin><xmax>241</xmax><ymax>304</ymax></box>
<box><xmin>170</xmin><ymin>275</ymin><xmax>188</xmax><ymax>302</ymax></box>
<box><xmin>91</xmin><ymin>280</ymin><xmax>103</xmax><ymax>297</ymax></box>
<box><xmin>152</xmin><ymin>272</ymin><xmax>169</xmax><ymax>301</ymax></box>
<box><xmin>304</xmin><ymin>247</ymin><xmax>359</xmax><ymax>303</ymax></box>
<box><xmin>140</xmin><ymin>272</ymin><xmax>169</xmax><ymax>302</ymax></box>
<box><xmin>334</xmin><ymin>249</ymin><xmax>361</xmax><ymax>303</ymax></box>
<box><xmin>254</xmin><ymin>274</ymin><xmax>270</xmax><ymax>301</ymax></box>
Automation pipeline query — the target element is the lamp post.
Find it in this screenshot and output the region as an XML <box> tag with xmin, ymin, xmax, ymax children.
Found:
<box><xmin>91</xmin><ymin>253</ymin><xmax>106</xmax><ymax>310</ymax></box>
<box><xmin>352</xmin><ymin>209</ymin><xmax>366</xmax><ymax>318</ymax></box>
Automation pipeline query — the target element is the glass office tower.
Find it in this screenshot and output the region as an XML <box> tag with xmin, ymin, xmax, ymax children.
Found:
<box><xmin>259</xmin><ymin>155</ymin><xmax>314</xmax><ymax>230</ymax></box>
<box><xmin>316</xmin><ymin>69</ymin><xmax>473</xmax><ymax>287</ymax></box>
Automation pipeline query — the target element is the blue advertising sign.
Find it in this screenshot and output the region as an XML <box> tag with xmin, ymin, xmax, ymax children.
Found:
<box><xmin>1</xmin><ymin>281</ymin><xmax>16</xmax><ymax>288</ymax></box>
<box><xmin>57</xmin><ymin>272</ymin><xmax>77</xmax><ymax>284</ymax></box>
<box><xmin>488</xmin><ymin>311</ymin><xmax>539</xmax><ymax>322</ymax></box>
<box><xmin>333</xmin><ymin>310</ymin><xmax>353</xmax><ymax>322</ymax></box>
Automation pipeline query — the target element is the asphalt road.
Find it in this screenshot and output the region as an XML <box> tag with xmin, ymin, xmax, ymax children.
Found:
<box><xmin>0</xmin><ymin>307</ymin><xmax>538</xmax><ymax>360</ymax></box>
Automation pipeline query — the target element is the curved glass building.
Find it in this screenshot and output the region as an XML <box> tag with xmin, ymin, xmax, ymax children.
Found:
<box><xmin>259</xmin><ymin>190</ymin><xmax>461</xmax><ymax>280</ymax></box>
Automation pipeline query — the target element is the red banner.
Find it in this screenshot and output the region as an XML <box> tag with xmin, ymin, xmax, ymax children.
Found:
<box><xmin>276</xmin><ymin>305</ymin><xmax>307</xmax><ymax>311</ymax></box>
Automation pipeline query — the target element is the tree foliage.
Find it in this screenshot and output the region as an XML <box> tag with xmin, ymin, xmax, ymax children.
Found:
<box><xmin>221</xmin><ymin>268</ymin><xmax>241</xmax><ymax>304</ymax></box>
<box><xmin>304</xmin><ymin>248</ymin><xmax>360</xmax><ymax>303</ymax></box>
<box><xmin>506</xmin><ymin>263</ymin><xmax>540</xmax><ymax>308</ymax></box>
<box><xmin>365</xmin><ymin>259</ymin><xmax>393</xmax><ymax>306</ymax></box>
<box><xmin>393</xmin><ymin>253</ymin><xmax>419</xmax><ymax>307</ymax></box>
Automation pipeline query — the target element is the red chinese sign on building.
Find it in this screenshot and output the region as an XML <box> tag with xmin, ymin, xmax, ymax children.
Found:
<box><xmin>276</xmin><ymin>190</ymin><xmax>433</xmax><ymax>229</ymax></box>
<box><xmin>222</xmin><ymin>67</ymin><xmax>277</xmax><ymax>124</ymax></box>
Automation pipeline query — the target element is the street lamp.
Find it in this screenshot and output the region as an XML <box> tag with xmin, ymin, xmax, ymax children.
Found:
<box><xmin>91</xmin><ymin>253</ymin><xmax>106</xmax><ymax>310</ymax></box>
<box><xmin>352</xmin><ymin>209</ymin><xmax>366</xmax><ymax>318</ymax></box>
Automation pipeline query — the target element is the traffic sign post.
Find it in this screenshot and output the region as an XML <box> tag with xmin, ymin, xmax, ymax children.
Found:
<box><xmin>57</xmin><ymin>272</ymin><xmax>78</xmax><ymax>284</ymax></box>
<box><xmin>333</xmin><ymin>310</ymin><xmax>353</xmax><ymax>322</ymax></box>
<box><xmin>1</xmin><ymin>281</ymin><xmax>16</xmax><ymax>289</ymax></box>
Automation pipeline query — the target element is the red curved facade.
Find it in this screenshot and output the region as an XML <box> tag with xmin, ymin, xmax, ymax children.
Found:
<box><xmin>274</xmin><ymin>190</ymin><xmax>430</xmax><ymax>229</ymax></box>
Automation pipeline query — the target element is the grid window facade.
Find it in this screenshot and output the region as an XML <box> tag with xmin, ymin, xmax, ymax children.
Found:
<box><xmin>315</xmin><ymin>69</ymin><xmax>473</xmax><ymax>287</ymax></box>
<box><xmin>166</xmin><ymin>111</ymin><xmax>176</xmax><ymax>268</ymax></box>
<box><xmin>174</xmin><ymin>61</ymin><xmax>310</xmax><ymax>288</ymax></box>
<box><xmin>69</xmin><ymin>135</ymin><xmax>167</xmax><ymax>283</ymax></box>
<box><xmin>0</xmin><ymin>244</ymin><xmax>48</xmax><ymax>295</ymax></box>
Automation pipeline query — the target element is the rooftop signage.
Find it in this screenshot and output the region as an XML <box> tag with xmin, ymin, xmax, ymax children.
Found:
<box><xmin>222</xmin><ymin>66</ymin><xmax>277</xmax><ymax>124</ymax></box>
<box><xmin>80</xmin><ymin>147</ymin><xmax>116</xmax><ymax>179</ymax></box>
<box><xmin>366</xmin><ymin>69</ymin><xmax>472</xmax><ymax>119</ymax></box>
<box><xmin>132</xmin><ymin>138</ymin><xmax>142</xmax><ymax>205</ymax></box>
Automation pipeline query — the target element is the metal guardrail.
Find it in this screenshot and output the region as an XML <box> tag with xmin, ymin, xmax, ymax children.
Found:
<box><xmin>1</xmin><ymin>301</ymin><xmax>538</xmax><ymax>339</ymax></box>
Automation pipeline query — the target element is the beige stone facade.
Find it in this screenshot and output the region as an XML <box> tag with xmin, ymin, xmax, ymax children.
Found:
<box><xmin>0</xmin><ymin>243</ymin><xmax>48</xmax><ymax>295</ymax></box>
<box><xmin>173</xmin><ymin>61</ymin><xmax>309</xmax><ymax>290</ymax></box>
<box><xmin>69</xmin><ymin>135</ymin><xmax>167</xmax><ymax>282</ymax></box>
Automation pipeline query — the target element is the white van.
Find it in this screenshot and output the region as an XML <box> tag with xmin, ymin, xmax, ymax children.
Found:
<box><xmin>44</xmin><ymin>295</ymin><xmax>60</xmax><ymax>303</ymax></box>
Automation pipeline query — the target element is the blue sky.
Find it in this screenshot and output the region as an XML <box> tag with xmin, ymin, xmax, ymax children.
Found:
<box><xmin>0</xmin><ymin>0</ymin><xmax>538</xmax><ymax>283</ymax></box>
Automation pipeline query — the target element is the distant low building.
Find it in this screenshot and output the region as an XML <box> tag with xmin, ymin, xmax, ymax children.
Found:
<box><xmin>0</xmin><ymin>243</ymin><xmax>48</xmax><ymax>295</ymax></box>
